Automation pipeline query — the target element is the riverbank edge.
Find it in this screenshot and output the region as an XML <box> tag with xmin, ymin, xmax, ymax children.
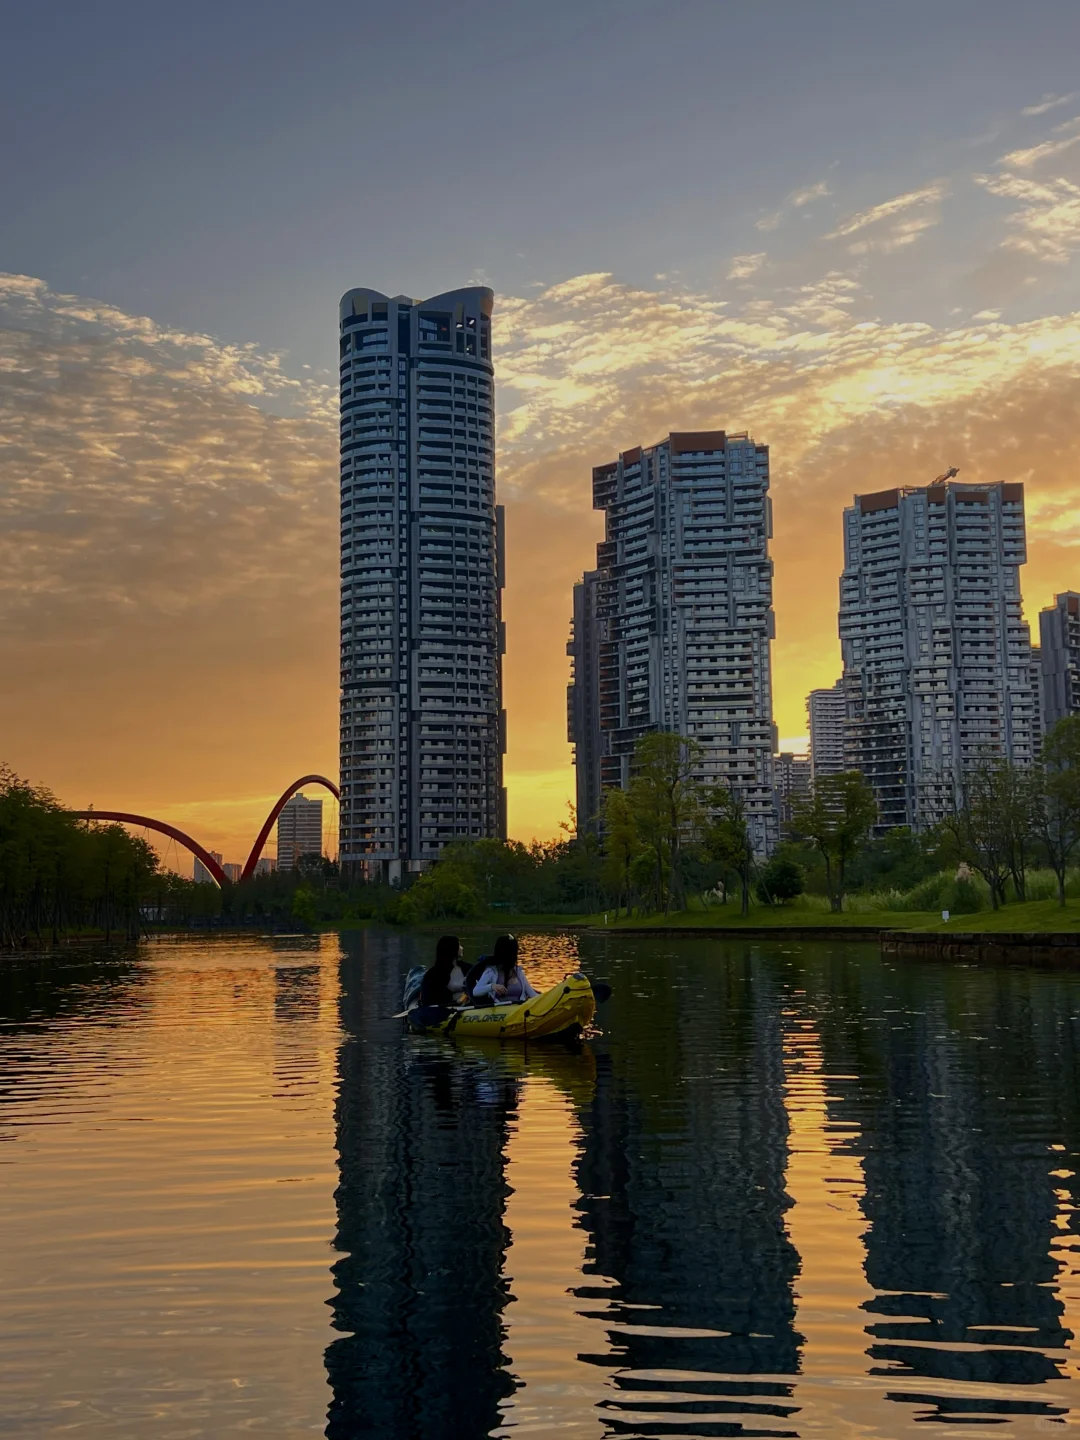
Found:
<box><xmin>880</xmin><ymin>931</ymin><xmax>1080</xmax><ymax>965</ymax></box>
<box><xmin>588</xmin><ymin>923</ymin><xmax>891</xmax><ymax>941</ymax></box>
<box><xmin>589</xmin><ymin>922</ymin><xmax>1080</xmax><ymax>965</ymax></box>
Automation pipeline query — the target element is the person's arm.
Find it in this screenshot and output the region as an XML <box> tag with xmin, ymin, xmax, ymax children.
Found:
<box><xmin>472</xmin><ymin>965</ymin><xmax>499</xmax><ymax>999</ymax></box>
<box><xmin>518</xmin><ymin>967</ymin><xmax>540</xmax><ymax>1000</ymax></box>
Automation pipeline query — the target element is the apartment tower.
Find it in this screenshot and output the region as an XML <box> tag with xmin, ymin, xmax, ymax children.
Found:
<box><xmin>839</xmin><ymin>478</ymin><xmax>1037</xmax><ymax>829</ymax></box>
<box><xmin>277</xmin><ymin>794</ymin><xmax>324</xmax><ymax>872</ymax></box>
<box><xmin>807</xmin><ymin>680</ymin><xmax>847</xmax><ymax>779</ymax></box>
<box><xmin>338</xmin><ymin>287</ymin><xmax>506</xmax><ymax>881</ymax></box>
<box><xmin>568</xmin><ymin>430</ymin><xmax>778</xmax><ymax>853</ymax></box>
<box><xmin>1039</xmin><ymin>591</ymin><xmax>1080</xmax><ymax>731</ymax></box>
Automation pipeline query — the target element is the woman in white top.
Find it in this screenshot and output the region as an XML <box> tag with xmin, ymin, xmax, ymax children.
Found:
<box><xmin>472</xmin><ymin>934</ymin><xmax>539</xmax><ymax>1003</ymax></box>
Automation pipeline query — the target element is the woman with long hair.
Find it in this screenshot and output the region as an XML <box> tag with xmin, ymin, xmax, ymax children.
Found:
<box><xmin>419</xmin><ymin>934</ymin><xmax>468</xmax><ymax>1007</ymax></box>
<box><xmin>471</xmin><ymin>934</ymin><xmax>539</xmax><ymax>1003</ymax></box>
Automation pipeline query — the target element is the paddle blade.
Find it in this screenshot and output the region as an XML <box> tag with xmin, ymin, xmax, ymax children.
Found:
<box><xmin>592</xmin><ymin>982</ymin><xmax>612</xmax><ymax>1004</ymax></box>
<box><xmin>406</xmin><ymin>1005</ymin><xmax>453</xmax><ymax>1031</ymax></box>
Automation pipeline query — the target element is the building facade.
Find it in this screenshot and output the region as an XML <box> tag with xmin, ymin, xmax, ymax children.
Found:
<box><xmin>277</xmin><ymin>794</ymin><xmax>324</xmax><ymax>872</ymax></box>
<box><xmin>568</xmin><ymin>430</ymin><xmax>778</xmax><ymax>853</ymax></box>
<box><xmin>567</xmin><ymin>570</ymin><xmax>604</xmax><ymax>830</ymax></box>
<box><xmin>807</xmin><ymin>680</ymin><xmax>847</xmax><ymax>779</ymax></box>
<box><xmin>839</xmin><ymin>479</ymin><xmax>1037</xmax><ymax>829</ymax></box>
<box><xmin>773</xmin><ymin>750</ymin><xmax>811</xmax><ymax>831</ymax></box>
<box><xmin>1039</xmin><ymin>591</ymin><xmax>1080</xmax><ymax>732</ymax></box>
<box><xmin>338</xmin><ymin>286</ymin><xmax>506</xmax><ymax>881</ymax></box>
<box><xmin>194</xmin><ymin>850</ymin><xmax>224</xmax><ymax>885</ymax></box>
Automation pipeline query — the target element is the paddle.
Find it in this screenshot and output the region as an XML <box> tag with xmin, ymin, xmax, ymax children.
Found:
<box><xmin>591</xmin><ymin>982</ymin><xmax>612</xmax><ymax>1003</ymax></box>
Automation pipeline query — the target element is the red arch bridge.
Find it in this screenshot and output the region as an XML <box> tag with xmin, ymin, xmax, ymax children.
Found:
<box><xmin>73</xmin><ymin>774</ymin><xmax>340</xmax><ymax>888</ymax></box>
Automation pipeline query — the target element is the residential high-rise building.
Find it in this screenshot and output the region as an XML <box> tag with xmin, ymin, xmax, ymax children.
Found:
<box><xmin>277</xmin><ymin>794</ymin><xmax>323</xmax><ymax>872</ymax></box>
<box><xmin>839</xmin><ymin>479</ymin><xmax>1037</xmax><ymax>830</ymax></box>
<box><xmin>1039</xmin><ymin>591</ymin><xmax>1080</xmax><ymax>731</ymax></box>
<box><xmin>221</xmin><ymin>862</ymin><xmax>242</xmax><ymax>883</ymax></box>
<box><xmin>567</xmin><ymin>570</ymin><xmax>604</xmax><ymax>831</ymax></box>
<box><xmin>338</xmin><ymin>286</ymin><xmax>506</xmax><ymax>882</ymax></box>
<box><xmin>773</xmin><ymin>751</ymin><xmax>811</xmax><ymax>831</ymax></box>
<box><xmin>807</xmin><ymin>680</ymin><xmax>847</xmax><ymax>779</ymax></box>
<box><xmin>568</xmin><ymin>430</ymin><xmax>778</xmax><ymax>853</ymax></box>
<box><xmin>1030</xmin><ymin>644</ymin><xmax>1044</xmax><ymax>745</ymax></box>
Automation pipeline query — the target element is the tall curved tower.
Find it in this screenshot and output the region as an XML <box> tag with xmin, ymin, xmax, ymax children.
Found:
<box><xmin>338</xmin><ymin>286</ymin><xmax>506</xmax><ymax>881</ymax></box>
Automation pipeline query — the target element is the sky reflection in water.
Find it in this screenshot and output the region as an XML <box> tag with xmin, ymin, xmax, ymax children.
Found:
<box><xmin>1</xmin><ymin>931</ymin><xmax>1080</xmax><ymax>1436</ymax></box>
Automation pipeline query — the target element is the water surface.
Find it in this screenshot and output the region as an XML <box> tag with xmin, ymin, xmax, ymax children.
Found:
<box><xmin>2</xmin><ymin>930</ymin><xmax>1080</xmax><ymax>1436</ymax></box>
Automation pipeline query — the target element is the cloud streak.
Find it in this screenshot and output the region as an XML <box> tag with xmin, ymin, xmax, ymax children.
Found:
<box><xmin>5</xmin><ymin>95</ymin><xmax>1080</xmax><ymax>845</ymax></box>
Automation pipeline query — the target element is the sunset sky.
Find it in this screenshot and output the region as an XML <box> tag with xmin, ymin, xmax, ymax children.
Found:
<box><xmin>3</xmin><ymin>1</ymin><xmax>1080</xmax><ymax>862</ymax></box>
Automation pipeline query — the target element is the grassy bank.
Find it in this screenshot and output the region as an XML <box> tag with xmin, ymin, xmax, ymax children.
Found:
<box><xmin>588</xmin><ymin>905</ymin><xmax>936</xmax><ymax>931</ymax></box>
<box><xmin>451</xmin><ymin>898</ymin><xmax>1080</xmax><ymax>936</ymax></box>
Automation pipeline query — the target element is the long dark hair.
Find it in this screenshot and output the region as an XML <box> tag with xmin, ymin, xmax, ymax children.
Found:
<box><xmin>432</xmin><ymin>934</ymin><xmax>460</xmax><ymax>979</ymax></box>
<box><xmin>491</xmin><ymin>934</ymin><xmax>518</xmax><ymax>983</ymax></box>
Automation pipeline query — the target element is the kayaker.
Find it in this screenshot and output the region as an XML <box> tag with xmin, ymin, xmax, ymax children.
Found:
<box><xmin>472</xmin><ymin>934</ymin><xmax>539</xmax><ymax>1003</ymax></box>
<box><xmin>419</xmin><ymin>935</ymin><xmax>468</xmax><ymax>1007</ymax></box>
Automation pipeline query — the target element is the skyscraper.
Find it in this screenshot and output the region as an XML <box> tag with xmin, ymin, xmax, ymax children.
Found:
<box><xmin>1039</xmin><ymin>591</ymin><xmax>1080</xmax><ymax>731</ymax></box>
<box><xmin>839</xmin><ymin>478</ymin><xmax>1037</xmax><ymax>829</ymax></box>
<box><xmin>277</xmin><ymin>794</ymin><xmax>323</xmax><ymax>871</ymax></box>
<box><xmin>807</xmin><ymin>680</ymin><xmax>847</xmax><ymax>779</ymax></box>
<box><xmin>568</xmin><ymin>430</ymin><xmax>777</xmax><ymax>853</ymax></box>
<box><xmin>338</xmin><ymin>287</ymin><xmax>506</xmax><ymax>882</ymax></box>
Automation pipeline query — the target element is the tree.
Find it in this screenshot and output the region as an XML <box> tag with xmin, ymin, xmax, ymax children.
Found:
<box><xmin>939</xmin><ymin>755</ymin><xmax>1028</xmax><ymax>910</ymax></box>
<box><xmin>755</xmin><ymin>855</ymin><xmax>804</xmax><ymax>905</ymax></box>
<box><xmin>1034</xmin><ymin>717</ymin><xmax>1080</xmax><ymax>907</ymax></box>
<box><xmin>703</xmin><ymin>785</ymin><xmax>755</xmax><ymax>915</ymax></box>
<box><xmin>599</xmin><ymin>785</ymin><xmax>641</xmax><ymax>918</ymax></box>
<box><xmin>627</xmin><ymin>732</ymin><xmax>704</xmax><ymax>913</ymax></box>
<box><xmin>290</xmin><ymin>885</ymin><xmax>318</xmax><ymax>930</ymax></box>
<box><xmin>791</xmin><ymin>771</ymin><xmax>877</xmax><ymax>913</ymax></box>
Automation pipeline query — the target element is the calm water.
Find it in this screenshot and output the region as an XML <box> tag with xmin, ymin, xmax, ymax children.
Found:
<box><xmin>2</xmin><ymin>932</ymin><xmax>1080</xmax><ymax>1437</ymax></box>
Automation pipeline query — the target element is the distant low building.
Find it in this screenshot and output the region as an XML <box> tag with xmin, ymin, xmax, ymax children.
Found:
<box><xmin>277</xmin><ymin>795</ymin><xmax>323</xmax><ymax>872</ymax></box>
<box><xmin>253</xmin><ymin>857</ymin><xmax>277</xmax><ymax>878</ymax></box>
<box><xmin>221</xmin><ymin>862</ymin><xmax>242</xmax><ymax>883</ymax></box>
<box><xmin>194</xmin><ymin>850</ymin><xmax>223</xmax><ymax>885</ymax></box>
<box><xmin>1039</xmin><ymin>591</ymin><xmax>1080</xmax><ymax>731</ymax></box>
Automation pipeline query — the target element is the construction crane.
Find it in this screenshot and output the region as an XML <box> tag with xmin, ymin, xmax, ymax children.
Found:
<box><xmin>933</xmin><ymin>466</ymin><xmax>959</xmax><ymax>483</ymax></box>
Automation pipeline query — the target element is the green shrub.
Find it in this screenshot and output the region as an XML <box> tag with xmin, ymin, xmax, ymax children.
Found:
<box><xmin>893</xmin><ymin>871</ymin><xmax>985</xmax><ymax>914</ymax></box>
<box><xmin>755</xmin><ymin>856</ymin><xmax>804</xmax><ymax>905</ymax></box>
<box><xmin>392</xmin><ymin>868</ymin><xmax>483</xmax><ymax>923</ymax></box>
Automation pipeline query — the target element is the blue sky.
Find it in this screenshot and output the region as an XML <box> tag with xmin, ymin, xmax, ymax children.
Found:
<box><xmin>5</xmin><ymin>0</ymin><xmax>1080</xmax><ymax>365</ymax></box>
<box><xmin>3</xmin><ymin>1</ymin><xmax>1080</xmax><ymax>850</ymax></box>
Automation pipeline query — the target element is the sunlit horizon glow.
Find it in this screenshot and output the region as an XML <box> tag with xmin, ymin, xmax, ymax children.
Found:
<box><xmin>4</xmin><ymin>89</ymin><xmax>1080</xmax><ymax>856</ymax></box>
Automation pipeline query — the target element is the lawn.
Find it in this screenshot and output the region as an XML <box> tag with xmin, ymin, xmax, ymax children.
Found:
<box><xmin>898</xmin><ymin>898</ymin><xmax>1080</xmax><ymax>934</ymax></box>
<box><xmin>587</xmin><ymin>905</ymin><xmax>936</xmax><ymax>931</ymax></box>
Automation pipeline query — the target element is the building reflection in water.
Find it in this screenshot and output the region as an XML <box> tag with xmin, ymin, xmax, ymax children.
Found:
<box><xmin>325</xmin><ymin>931</ymin><xmax>520</xmax><ymax>1440</ymax></box>
<box><xmin>810</xmin><ymin>954</ymin><xmax>1080</xmax><ymax>1428</ymax></box>
<box><xmin>572</xmin><ymin>946</ymin><xmax>802</xmax><ymax>1433</ymax></box>
<box><xmin>322</xmin><ymin>932</ymin><xmax>1080</xmax><ymax>1437</ymax></box>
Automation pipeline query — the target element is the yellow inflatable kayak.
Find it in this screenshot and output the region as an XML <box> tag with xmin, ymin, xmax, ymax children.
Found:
<box><xmin>407</xmin><ymin>972</ymin><xmax>596</xmax><ymax>1040</ymax></box>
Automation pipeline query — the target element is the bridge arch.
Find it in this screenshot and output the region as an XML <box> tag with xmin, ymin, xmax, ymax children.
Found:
<box><xmin>73</xmin><ymin>811</ymin><xmax>229</xmax><ymax>887</ymax></box>
<box><xmin>241</xmin><ymin>775</ymin><xmax>340</xmax><ymax>881</ymax></box>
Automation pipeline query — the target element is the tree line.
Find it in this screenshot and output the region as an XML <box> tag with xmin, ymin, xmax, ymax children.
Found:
<box><xmin>403</xmin><ymin>716</ymin><xmax>1080</xmax><ymax>920</ymax></box>
<box><xmin>4</xmin><ymin>713</ymin><xmax>1079</xmax><ymax>942</ymax></box>
<box><xmin>0</xmin><ymin>766</ymin><xmax>158</xmax><ymax>946</ymax></box>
